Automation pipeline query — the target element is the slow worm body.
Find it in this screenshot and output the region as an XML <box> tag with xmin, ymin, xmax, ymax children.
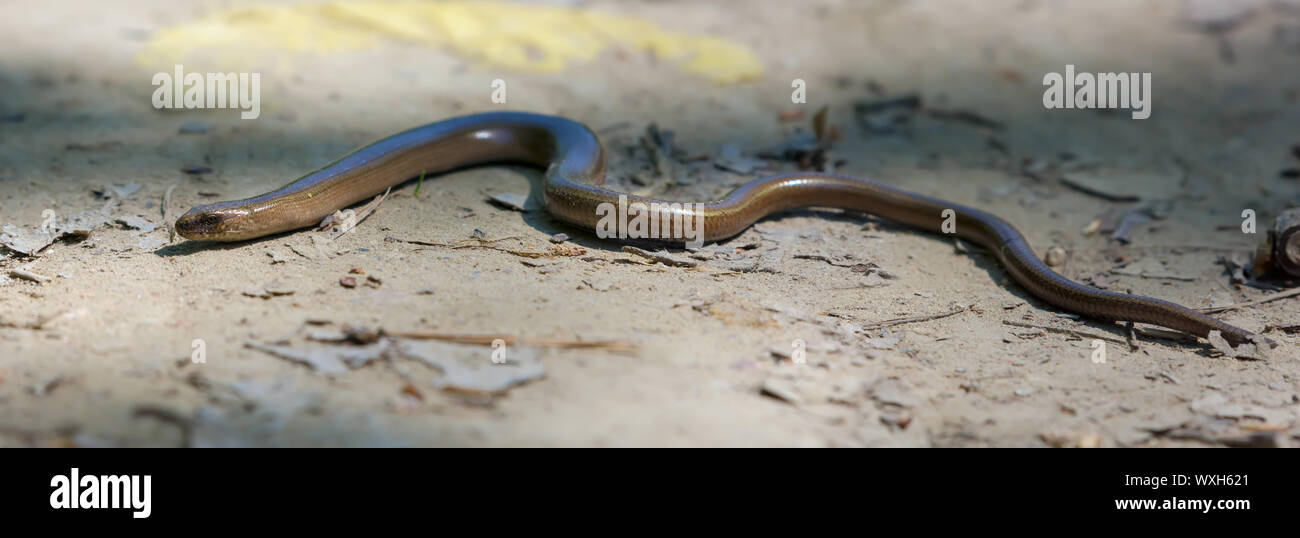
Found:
<box><xmin>176</xmin><ymin>112</ymin><xmax>1274</xmax><ymax>349</ymax></box>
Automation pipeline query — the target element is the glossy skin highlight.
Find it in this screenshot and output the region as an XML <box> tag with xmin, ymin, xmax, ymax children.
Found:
<box><xmin>176</xmin><ymin>112</ymin><xmax>1275</xmax><ymax>349</ymax></box>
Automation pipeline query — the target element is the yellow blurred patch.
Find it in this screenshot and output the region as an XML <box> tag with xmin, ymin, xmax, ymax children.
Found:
<box><xmin>136</xmin><ymin>0</ymin><xmax>763</xmax><ymax>84</ymax></box>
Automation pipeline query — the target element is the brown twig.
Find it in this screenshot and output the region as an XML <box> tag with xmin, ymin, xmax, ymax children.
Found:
<box><xmin>1264</xmin><ymin>323</ymin><xmax>1300</xmax><ymax>334</ymax></box>
<box><xmin>162</xmin><ymin>184</ymin><xmax>178</xmax><ymax>243</ymax></box>
<box><xmin>385</xmin><ymin>330</ymin><xmax>637</xmax><ymax>351</ymax></box>
<box><xmin>1058</xmin><ymin>176</ymin><xmax>1140</xmax><ymax>202</ymax></box>
<box><xmin>1126</xmin><ymin>244</ymin><xmax>1252</xmax><ymax>252</ymax></box>
<box><xmin>857</xmin><ymin>305</ymin><xmax>970</xmax><ymax>330</ymax></box>
<box><xmin>387</xmin><ymin>236</ymin><xmax>552</xmax><ymax>259</ymax></box>
<box><xmin>1197</xmin><ymin>287</ymin><xmax>1300</xmax><ymax>314</ymax></box>
<box><xmin>328</xmin><ymin>187</ymin><xmax>390</xmax><ymax>240</ymax></box>
<box><xmin>1001</xmin><ymin>320</ymin><xmax>1127</xmax><ymax>346</ymax></box>
<box><xmin>1108</xmin><ymin>268</ymin><xmax>1198</xmax><ymax>282</ymax></box>
<box><xmin>1133</xmin><ymin>326</ymin><xmax>1200</xmax><ymax>344</ymax></box>
<box><xmin>620</xmin><ymin>246</ymin><xmax>698</xmax><ymax>267</ymax></box>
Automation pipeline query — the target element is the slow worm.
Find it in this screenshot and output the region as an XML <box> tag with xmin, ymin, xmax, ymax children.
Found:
<box><xmin>176</xmin><ymin>112</ymin><xmax>1275</xmax><ymax>349</ymax></box>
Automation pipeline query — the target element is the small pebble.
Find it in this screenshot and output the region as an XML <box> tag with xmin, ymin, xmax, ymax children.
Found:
<box><xmin>339</xmin><ymin>276</ymin><xmax>357</xmax><ymax>288</ymax></box>
<box><xmin>263</xmin><ymin>280</ymin><xmax>294</xmax><ymax>296</ymax></box>
<box><xmin>1045</xmin><ymin>246</ymin><xmax>1067</xmax><ymax>267</ymax></box>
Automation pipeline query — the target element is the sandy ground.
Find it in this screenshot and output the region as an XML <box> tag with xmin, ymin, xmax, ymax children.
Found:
<box><xmin>1</xmin><ymin>0</ymin><xmax>1298</xmax><ymax>447</ymax></box>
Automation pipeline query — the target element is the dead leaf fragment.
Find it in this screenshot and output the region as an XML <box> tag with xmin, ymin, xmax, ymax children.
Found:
<box><xmin>397</xmin><ymin>340</ymin><xmax>545</xmax><ymax>394</ymax></box>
